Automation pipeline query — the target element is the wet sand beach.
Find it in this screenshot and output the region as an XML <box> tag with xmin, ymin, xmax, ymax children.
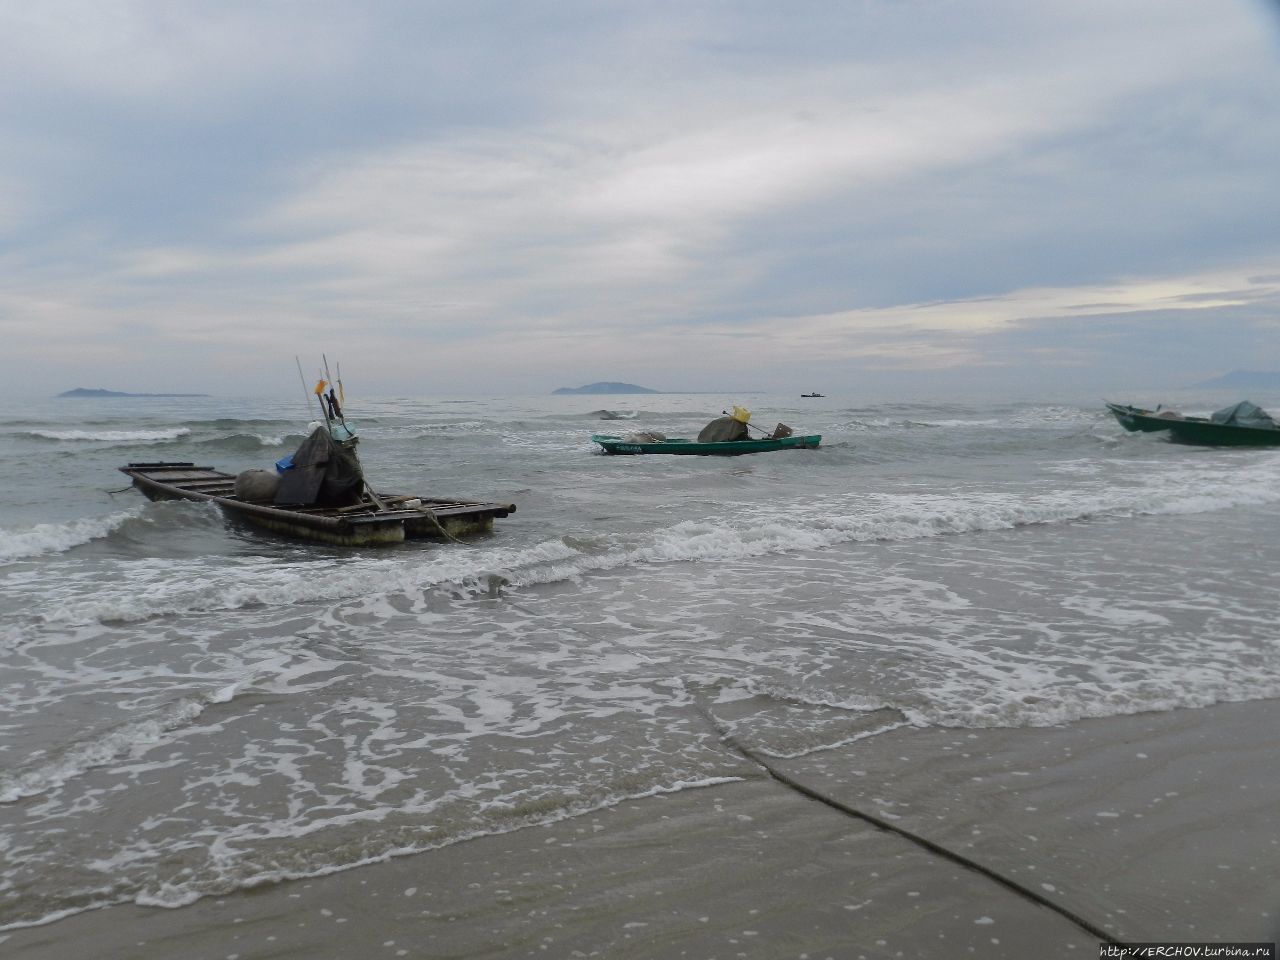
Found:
<box><xmin>6</xmin><ymin>698</ymin><xmax>1277</xmax><ymax>960</ymax></box>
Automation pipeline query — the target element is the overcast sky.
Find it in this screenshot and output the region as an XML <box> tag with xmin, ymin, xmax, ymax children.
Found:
<box><xmin>4</xmin><ymin>1</ymin><xmax>1280</xmax><ymax>399</ymax></box>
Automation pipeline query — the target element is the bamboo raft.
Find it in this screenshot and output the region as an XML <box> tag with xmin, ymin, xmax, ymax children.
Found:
<box><xmin>120</xmin><ymin>461</ymin><xmax>516</xmax><ymax>547</ymax></box>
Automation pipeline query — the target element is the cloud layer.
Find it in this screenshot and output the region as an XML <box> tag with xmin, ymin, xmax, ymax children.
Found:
<box><xmin>3</xmin><ymin>1</ymin><xmax>1279</xmax><ymax>397</ymax></box>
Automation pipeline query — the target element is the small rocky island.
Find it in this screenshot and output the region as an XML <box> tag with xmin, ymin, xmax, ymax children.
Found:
<box><xmin>552</xmin><ymin>382</ymin><xmax>659</xmax><ymax>395</ymax></box>
<box><xmin>58</xmin><ymin>388</ymin><xmax>209</xmax><ymax>398</ymax></box>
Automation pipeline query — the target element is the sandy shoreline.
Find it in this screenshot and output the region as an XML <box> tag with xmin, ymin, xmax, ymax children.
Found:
<box><xmin>6</xmin><ymin>699</ymin><xmax>1278</xmax><ymax>959</ymax></box>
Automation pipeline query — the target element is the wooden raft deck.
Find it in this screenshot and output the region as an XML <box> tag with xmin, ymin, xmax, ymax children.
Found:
<box><xmin>120</xmin><ymin>461</ymin><xmax>516</xmax><ymax>546</ymax></box>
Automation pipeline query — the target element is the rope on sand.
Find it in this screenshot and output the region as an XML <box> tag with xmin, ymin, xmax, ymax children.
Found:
<box><xmin>699</xmin><ymin>705</ymin><xmax>1118</xmax><ymax>944</ymax></box>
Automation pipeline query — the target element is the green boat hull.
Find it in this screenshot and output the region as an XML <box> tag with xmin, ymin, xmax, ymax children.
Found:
<box><xmin>1165</xmin><ymin>420</ymin><xmax>1280</xmax><ymax>447</ymax></box>
<box><xmin>592</xmin><ymin>434</ymin><xmax>822</xmax><ymax>456</ymax></box>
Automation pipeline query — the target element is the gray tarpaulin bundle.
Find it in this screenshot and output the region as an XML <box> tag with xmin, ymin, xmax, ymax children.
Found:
<box><xmin>1210</xmin><ymin>401</ymin><xmax>1277</xmax><ymax>428</ymax></box>
<box><xmin>696</xmin><ymin>416</ymin><xmax>749</xmax><ymax>443</ymax></box>
<box><xmin>274</xmin><ymin>426</ymin><xmax>366</xmax><ymax>506</ymax></box>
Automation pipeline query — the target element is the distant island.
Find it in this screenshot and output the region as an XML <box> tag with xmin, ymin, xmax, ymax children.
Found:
<box><xmin>552</xmin><ymin>382</ymin><xmax>660</xmax><ymax>395</ymax></box>
<box><xmin>57</xmin><ymin>388</ymin><xmax>209</xmax><ymax>398</ymax></box>
<box><xmin>1188</xmin><ymin>370</ymin><xmax>1280</xmax><ymax>390</ymax></box>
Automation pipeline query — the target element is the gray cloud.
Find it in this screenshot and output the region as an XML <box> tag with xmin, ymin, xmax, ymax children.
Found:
<box><xmin>2</xmin><ymin>1</ymin><xmax>1279</xmax><ymax>397</ymax></box>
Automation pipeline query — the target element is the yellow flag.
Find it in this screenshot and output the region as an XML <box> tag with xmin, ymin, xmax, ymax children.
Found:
<box><xmin>313</xmin><ymin>379</ymin><xmax>327</xmax><ymax>396</ymax></box>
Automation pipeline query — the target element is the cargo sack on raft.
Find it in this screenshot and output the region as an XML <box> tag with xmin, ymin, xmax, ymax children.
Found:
<box><xmin>234</xmin><ymin>469</ymin><xmax>280</xmax><ymax>503</ymax></box>
<box><xmin>696</xmin><ymin>416</ymin><xmax>749</xmax><ymax>443</ymax></box>
<box><xmin>274</xmin><ymin>426</ymin><xmax>365</xmax><ymax>506</ymax></box>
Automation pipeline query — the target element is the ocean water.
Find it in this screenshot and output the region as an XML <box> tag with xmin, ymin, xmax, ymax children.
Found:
<box><xmin>3</xmin><ymin>390</ymin><xmax>1280</xmax><ymax>931</ymax></box>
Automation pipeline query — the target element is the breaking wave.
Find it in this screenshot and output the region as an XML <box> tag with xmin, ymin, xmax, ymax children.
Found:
<box><xmin>0</xmin><ymin>510</ymin><xmax>145</xmax><ymax>562</ymax></box>
<box><xmin>0</xmin><ymin>697</ymin><xmax>212</xmax><ymax>804</ymax></box>
<box><xmin>27</xmin><ymin>428</ymin><xmax>191</xmax><ymax>443</ymax></box>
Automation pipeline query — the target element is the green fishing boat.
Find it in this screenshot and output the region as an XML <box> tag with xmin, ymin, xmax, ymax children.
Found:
<box><xmin>595</xmin><ymin>406</ymin><xmax>821</xmax><ymax>456</ymax></box>
<box><xmin>1105</xmin><ymin>400</ymin><xmax>1280</xmax><ymax>446</ymax></box>
<box><xmin>592</xmin><ymin>433</ymin><xmax>821</xmax><ymax>455</ymax></box>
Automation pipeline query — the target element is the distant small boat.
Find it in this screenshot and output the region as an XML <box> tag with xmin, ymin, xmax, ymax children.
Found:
<box><xmin>120</xmin><ymin>461</ymin><xmax>516</xmax><ymax>546</ymax></box>
<box><xmin>1105</xmin><ymin>400</ymin><xmax>1280</xmax><ymax>446</ymax></box>
<box><xmin>800</xmin><ymin>392</ymin><xmax>824</xmax><ymax>398</ymax></box>
<box><xmin>592</xmin><ymin>434</ymin><xmax>821</xmax><ymax>456</ymax></box>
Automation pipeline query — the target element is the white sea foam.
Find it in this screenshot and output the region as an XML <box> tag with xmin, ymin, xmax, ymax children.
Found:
<box><xmin>126</xmin><ymin>773</ymin><xmax>745</xmax><ymax>912</ymax></box>
<box><xmin>31</xmin><ymin>540</ymin><xmax>582</xmax><ymax>624</ymax></box>
<box><xmin>406</xmin><ymin>420</ymin><xmax>492</xmax><ymax>439</ymax></box>
<box><xmin>0</xmin><ymin>645</ymin><xmax>346</xmax><ymax>805</ymax></box>
<box><xmin>26</xmin><ymin>454</ymin><xmax>1280</xmax><ymax>624</ymax></box>
<box><xmin>842</xmin><ymin>406</ymin><xmax>1091</xmax><ymax>430</ymax></box>
<box><xmin>0</xmin><ymin>697</ymin><xmax>210</xmax><ymax>803</ymax></box>
<box><xmin>496</xmin><ymin>457</ymin><xmax>1280</xmax><ymax>590</ymax></box>
<box><xmin>29</xmin><ymin>428</ymin><xmax>190</xmax><ymax>443</ymax></box>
